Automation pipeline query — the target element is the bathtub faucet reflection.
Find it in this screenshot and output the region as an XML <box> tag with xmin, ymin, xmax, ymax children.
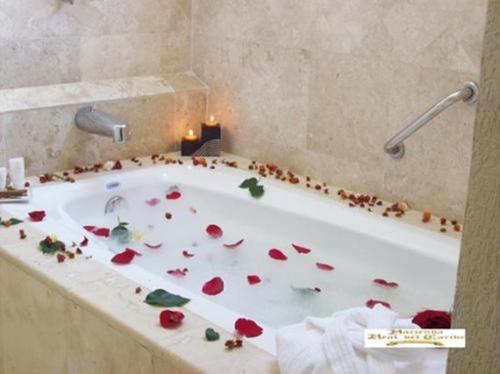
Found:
<box><xmin>75</xmin><ymin>106</ymin><xmax>127</xmax><ymax>144</ymax></box>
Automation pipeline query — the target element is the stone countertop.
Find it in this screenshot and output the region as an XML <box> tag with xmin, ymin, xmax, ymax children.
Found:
<box><xmin>0</xmin><ymin>152</ymin><xmax>461</xmax><ymax>373</ymax></box>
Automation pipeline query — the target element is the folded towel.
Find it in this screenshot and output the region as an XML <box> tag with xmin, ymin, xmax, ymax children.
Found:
<box><xmin>276</xmin><ymin>305</ymin><xmax>447</xmax><ymax>374</ymax></box>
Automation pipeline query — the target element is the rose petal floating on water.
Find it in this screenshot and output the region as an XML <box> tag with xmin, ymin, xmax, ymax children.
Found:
<box><xmin>202</xmin><ymin>277</ymin><xmax>224</xmax><ymax>295</ymax></box>
<box><xmin>316</xmin><ymin>262</ymin><xmax>334</xmax><ymax>271</ymax></box>
<box><xmin>206</xmin><ymin>224</ymin><xmax>223</xmax><ymax>238</ymax></box>
<box><xmin>268</xmin><ymin>249</ymin><xmax>288</xmax><ymax>261</ymax></box>
<box><xmin>247</xmin><ymin>275</ymin><xmax>261</xmax><ymax>285</ymax></box>
<box><xmin>28</xmin><ymin>210</ymin><xmax>46</xmax><ymax>222</ymax></box>
<box><xmin>166</xmin><ymin>191</ymin><xmax>181</xmax><ymax>200</ymax></box>
<box><xmin>167</xmin><ymin>268</ymin><xmax>188</xmax><ymax>277</ymax></box>
<box><xmin>80</xmin><ymin>236</ymin><xmax>89</xmax><ymax>247</ymax></box>
<box><xmin>144</xmin><ymin>243</ymin><xmax>162</xmax><ymax>249</ymax></box>
<box><xmin>111</xmin><ymin>248</ymin><xmax>142</xmax><ymax>264</ymax></box>
<box><xmin>373</xmin><ymin>278</ymin><xmax>399</xmax><ymax>288</ymax></box>
<box><xmin>234</xmin><ymin>318</ymin><xmax>263</xmax><ymax>338</ymax></box>
<box><xmin>223</xmin><ymin>239</ymin><xmax>244</xmax><ymax>249</ymax></box>
<box><xmin>182</xmin><ymin>250</ymin><xmax>195</xmax><ymax>258</ymax></box>
<box><xmin>159</xmin><ymin>310</ymin><xmax>184</xmax><ymax>328</ymax></box>
<box><xmin>291</xmin><ymin>244</ymin><xmax>311</xmax><ymax>254</ymax></box>
<box><xmin>291</xmin><ymin>286</ymin><xmax>322</xmax><ymax>295</ymax></box>
<box><xmin>366</xmin><ymin>299</ymin><xmax>391</xmax><ymax>309</ymax></box>
<box><xmin>145</xmin><ymin>198</ymin><xmax>161</xmax><ymax>207</ymax></box>
<box><xmin>84</xmin><ymin>225</ymin><xmax>110</xmax><ymax>238</ymax></box>
<box><xmin>412</xmin><ymin>310</ymin><xmax>451</xmax><ymax>329</ymax></box>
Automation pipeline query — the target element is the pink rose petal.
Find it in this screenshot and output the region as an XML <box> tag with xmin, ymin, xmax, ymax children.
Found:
<box><xmin>292</xmin><ymin>244</ymin><xmax>311</xmax><ymax>254</ymax></box>
<box><xmin>206</xmin><ymin>224</ymin><xmax>223</xmax><ymax>238</ymax></box>
<box><xmin>202</xmin><ymin>277</ymin><xmax>224</xmax><ymax>295</ymax></box>
<box><xmin>224</xmin><ymin>239</ymin><xmax>244</xmax><ymax>249</ymax></box>
<box><xmin>316</xmin><ymin>262</ymin><xmax>334</xmax><ymax>271</ymax></box>
<box><xmin>247</xmin><ymin>275</ymin><xmax>261</xmax><ymax>285</ymax></box>
<box><xmin>145</xmin><ymin>198</ymin><xmax>161</xmax><ymax>207</ymax></box>
<box><xmin>373</xmin><ymin>278</ymin><xmax>399</xmax><ymax>288</ymax></box>
<box><xmin>166</xmin><ymin>191</ymin><xmax>181</xmax><ymax>200</ymax></box>
<box><xmin>235</xmin><ymin>318</ymin><xmax>263</xmax><ymax>338</ymax></box>
<box><xmin>268</xmin><ymin>249</ymin><xmax>287</xmax><ymax>261</ymax></box>
<box><xmin>167</xmin><ymin>268</ymin><xmax>188</xmax><ymax>277</ymax></box>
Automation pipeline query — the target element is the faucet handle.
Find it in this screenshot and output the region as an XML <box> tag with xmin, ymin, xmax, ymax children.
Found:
<box><xmin>113</xmin><ymin>124</ymin><xmax>127</xmax><ymax>144</ymax></box>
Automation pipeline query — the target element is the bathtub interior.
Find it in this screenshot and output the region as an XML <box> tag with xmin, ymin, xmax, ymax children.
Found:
<box><xmin>1</xmin><ymin>163</ymin><xmax>460</xmax><ymax>354</ymax></box>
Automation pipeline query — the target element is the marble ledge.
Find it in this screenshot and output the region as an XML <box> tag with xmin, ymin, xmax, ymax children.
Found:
<box><xmin>0</xmin><ymin>72</ymin><xmax>208</xmax><ymax>115</ymax></box>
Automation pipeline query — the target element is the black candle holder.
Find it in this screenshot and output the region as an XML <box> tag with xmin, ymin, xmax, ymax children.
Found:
<box><xmin>181</xmin><ymin>136</ymin><xmax>200</xmax><ymax>156</ymax></box>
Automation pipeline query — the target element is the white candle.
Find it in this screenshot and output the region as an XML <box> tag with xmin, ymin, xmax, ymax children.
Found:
<box><xmin>8</xmin><ymin>157</ymin><xmax>25</xmax><ymax>189</ymax></box>
<box><xmin>0</xmin><ymin>167</ymin><xmax>6</xmax><ymax>190</ymax></box>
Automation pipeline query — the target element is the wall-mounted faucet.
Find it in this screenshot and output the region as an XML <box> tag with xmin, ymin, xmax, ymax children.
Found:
<box><xmin>384</xmin><ymin>81</ymin><xmax>479</xmax><ymax>159</ymax></box>
<box><xmin>75</xmin><ymin>107</ymin><xmax>127</xmax><ymax>144</ymax></box>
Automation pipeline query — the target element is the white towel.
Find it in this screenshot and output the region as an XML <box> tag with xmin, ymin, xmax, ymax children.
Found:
<box><xmin>276</xmin><ymin>305</ymin><xmax>447</xmax><ymax>374</ymax></box>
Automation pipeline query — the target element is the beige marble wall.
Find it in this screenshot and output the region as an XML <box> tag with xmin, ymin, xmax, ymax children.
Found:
<box><xmin>0</xmin><ymin>0</ymin><xmax>192</xmax><ymax>89</ymax></box>
<box><xmin>448</xmin><ymin>0</ymin><xmax>500</xmax><ymax>372</ymax></box>
<box><xmin>192</xmin><ymin>0</ymin><xmax>488</xmax><ymax>221</ymax></box>
<box><xmin>0</xmin><ymin>74</ymin><xmax>207</xmax><ymax>176</ymax></box>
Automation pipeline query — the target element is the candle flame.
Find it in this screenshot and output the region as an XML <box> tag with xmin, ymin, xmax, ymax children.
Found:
<box><xmin>188</xmin><ymin>129</ymin><xmax>194</xmax><ymax>136</ymax></box>
<box><xmin>209</xmin><ymin>115</ymin><xmax>215</xmax><ymax>122</ymax></box>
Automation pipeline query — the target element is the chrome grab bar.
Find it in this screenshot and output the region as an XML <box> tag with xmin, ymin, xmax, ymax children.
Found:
<box><xmin>384</xmin><ymin>81</ymin><xmax>479</xmax><ymax>159</ymax></box>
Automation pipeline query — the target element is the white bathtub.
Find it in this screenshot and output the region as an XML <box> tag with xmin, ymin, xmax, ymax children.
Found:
<box><xmin>1</xmin><ymin>162</ymin><xmax>460</xmax><ymax>354</ymax></box>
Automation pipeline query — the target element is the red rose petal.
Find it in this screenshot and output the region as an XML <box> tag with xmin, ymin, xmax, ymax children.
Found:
<box><xmin>268</xmin><ymin>249</ymin><xmax>288</xmax><ymax>261</ymax></box>
<box><xmin>112</xmin><ymin>160</ymin><xmax>122</xmax><ymax>170</ymax></box>
<box><xmin>167</xmin><ymin>268</ymin><xmax>188</xmax><ymax>277</ymax></box>
<box><xmin>366</xmin><ymin>299</ymin><xmax>391</xmax><ymax>309</ymax></box>
<box><xmin>202</xmin><ymin>276</ymin><xmax>224</xmax><ymax>295</ymax></box>
<box><xmin>224</xmin><ymin>239</ymin><xmax>244</xmax><ymax>249</ymax></box>
<box><xmin>316</xmin><ymin>262</ymin><xmax>334</xmax><ymax>271</ymax></box>
<box><xmin>145</xmin><ymin>198</ymin><xmax>161</xmax><ymax>206</ymax></box>
<box><xmin>412</xmin><ymin>310</ymin><xmax>451</xmax><ymax>329</ymax></box>
<box><xmin>111</xmin><ymin>248</ymin><xmax>142</xmax><ymax>265</ymax></box>
<box><xmin>144</xmin><ymin>243</ymin><xmax>162</xmax><ymax>249</ymax></box>
<box><xmin>83</xmin><ymin>225</ymin><xmax>110</xmax><ymax>237</ymax></box>
<box><xmin>247</xmin><ymin>275</ymin><xmax>261</xmax><ymax>285</ymax></box>
<box><xmin>292</xmin><ymin>244</ymin><xmax>311</xmax><ymax>254</ymax></box>
<box><xmin>29</xmin><ymin>210</ymin><xmax>46</xmax><ymax>222</ymax></box>
<box><xmin>159</xmin><ymin>310</ymin><xmax>185</xmax><ymax>328</ymax></box>
<box><xmin>166</xmin><ymin>191</ymin><xmax>181</xmax><ymax>200</ymax></box>
<box><xmin>93</xmin><ymin>228</ymin><xmax>110</xmax><ymax>237</ymax></box>
<box><xmin>373</xmin><ymin>278</ymin><xmax>399</xmax><ymax>288</ymax></box>
<box><xmin>206</xmin><ymin>224</ymin><xmax>223</xmax><ymax>238</ymax></box>
<box><xmin>182</xmin><ymin>250</ymin><xmax>195</xmax><ymax>258</ymax></box>
<box><xmin>235</xmin><ymin>318</ymin><xmax>263</xmax><ymax>338</ymax></box>
<box><xmin>80</xmin><ymin>236</ymin><xmax>89</xmax><ymax>247</ymax></box>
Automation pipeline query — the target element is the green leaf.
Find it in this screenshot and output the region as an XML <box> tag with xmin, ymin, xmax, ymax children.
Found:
<box><xmin>291</xmin><ymin>286</ymin><xmax>320</xmax><ymax>296</ymax></box>
<box><xmin>38</xmin><ymin>237</ymin><xmax>66</xmax><ymax>254</ymax></box>
<box><xmin>111</xmin><ymin>221</ymin><xmax>130</xmax><ymax>243</ymax></box>
<box><xmin>0</xmin><ymin>217</ymin><xmax>24</xmax><ymax>227</ymax></box>
<box><xmin>144</xmin><ymin>289</ymin><xmax>190</xmax><ymax>307</ymax></box>
<box><xmin>249</xmin><ymin>184</ymin><xmax>265</xmax><ymax>198</ymax></box>
<box><xmin>239</xmin><ymin>177</ymin><xmax>258</xmax><ymax>189</ymax></box>
<box><xmin>205</xmin><ymin>328</ymin><xmax>220</xmax><ymax>342</ymax></box>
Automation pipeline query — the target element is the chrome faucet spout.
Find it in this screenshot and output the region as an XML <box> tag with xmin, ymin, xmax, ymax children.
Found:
<box><xmin>75</xmin><ymin>106</ymin><xmax>127</xmax><ymax>144</ymax></box>
<box><xmin>384</xmin><ymin>81</ymin><xmax>479</xmax><ymax>159</ymax></box>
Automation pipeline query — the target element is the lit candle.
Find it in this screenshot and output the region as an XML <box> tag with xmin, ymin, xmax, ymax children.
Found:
<box><xmin>181</xmin><ymin>129</ymin><xmax>199</xmax><ymax>156</ymax></box>
<box><xmin>201</xmin><ymin>114</ymin><xmax>221</xmax><ymax>143</ymax></box>
<box><xmin>206</xmin><ymin>115</ymin><xmax>218</xmax><ymax>127</ymax></box>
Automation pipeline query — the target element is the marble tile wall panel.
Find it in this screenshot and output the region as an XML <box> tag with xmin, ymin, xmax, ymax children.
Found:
<box><xmin>192</xmin><ymin>0</ymin><xmax>488</xmax><ymax>220</ymax></box>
